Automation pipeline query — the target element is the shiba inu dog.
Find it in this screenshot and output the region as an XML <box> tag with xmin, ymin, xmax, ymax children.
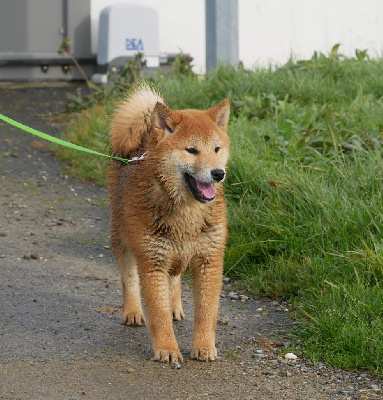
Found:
<box><xmin>108</xmin><ymin>83</ymin><xmax>230</xmax><ymax>366</ymax></box>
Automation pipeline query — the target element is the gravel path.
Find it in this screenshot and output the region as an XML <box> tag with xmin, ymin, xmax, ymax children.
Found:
<box><xmin>0</xmin><ymin>82</ymin><xmax>381</xmax><ymax>400</ymax></box>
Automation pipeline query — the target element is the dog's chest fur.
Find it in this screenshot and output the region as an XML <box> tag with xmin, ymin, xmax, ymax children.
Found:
<box><xmin>142</xmin><ymin>195</ymin><xmax>226</xmax><ymax>275</ymax></box>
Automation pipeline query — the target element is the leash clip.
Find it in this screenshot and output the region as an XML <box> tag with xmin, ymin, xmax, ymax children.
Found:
<box><xmin>129</xmin><ymin>151</ymin><xmax>147</xmax><ymax>162</ymax></box>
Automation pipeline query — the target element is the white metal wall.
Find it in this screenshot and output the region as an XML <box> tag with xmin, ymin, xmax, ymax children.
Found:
<box><xmin>91</xmin><ymin>0</ymin><xmax>383</xmax><ymax>73</ymax></box>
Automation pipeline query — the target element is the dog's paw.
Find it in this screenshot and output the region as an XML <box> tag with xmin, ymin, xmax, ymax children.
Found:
<box><xmin>190</xmin><ymin>347</ymin><xmax>217</xmax><ymax>362</ymax></box>
<box><xmin>152</xmin><ymin>349</ymin><xmax>183</xmax><ymax>367</ymax></box>
<box><xmin>122</xmin><ymin>312</ymin><xmax>146</xmax><ymax>326</ymax></box>
<box><xmin>172</xmin><ymin>306</ymin><xmax>184</xmax><ymax>321</ymax></box>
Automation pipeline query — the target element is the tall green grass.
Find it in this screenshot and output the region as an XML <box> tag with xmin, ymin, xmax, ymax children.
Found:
<box><xmin>56</xmin><ymin>47</ymin><xmax>383</xmax><ymax>373</ymax></box>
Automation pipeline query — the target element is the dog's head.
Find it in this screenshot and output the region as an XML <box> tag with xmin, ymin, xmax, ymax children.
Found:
<box><xmin>150</xmin><ymin>99</ymin><xmax>231</xmax><ymax>203</ymax></box>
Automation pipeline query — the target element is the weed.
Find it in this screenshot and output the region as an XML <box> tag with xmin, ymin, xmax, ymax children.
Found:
<box><xmin>226</xmin><ymin>348</ymin><xmax>241</xmax><ymax>358</ymax></box>
<box><xmin>171</xmin><ymin>52</ymin><xmax>195</xmax><ymax>78</ymax></box>
<box><xmin>59</xmin><ymin>39</ymin><xmax>95</xmax><ymax>92</ymax></box>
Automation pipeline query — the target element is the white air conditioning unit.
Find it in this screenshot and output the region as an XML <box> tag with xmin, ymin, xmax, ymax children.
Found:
<box><xmin>97</xmin><ymin>4</ymin><xmax>159</xmax><ymax>68</ymax></box>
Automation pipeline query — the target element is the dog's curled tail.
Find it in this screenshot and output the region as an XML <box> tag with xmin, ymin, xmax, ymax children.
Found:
<box><xmin>109</xmin><ymin>83</ymin><xmax>164</xmax><ymax>158</ymax></box>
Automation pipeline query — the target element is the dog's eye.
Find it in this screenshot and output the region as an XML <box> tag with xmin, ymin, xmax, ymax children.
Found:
<box><xmin>165</xmin><ymin>123</ymin><xmax>173</xmax><ymax>133</ymax></box>
<box><xmin>215</xmin><ymin>147</ymin><xmax>220</xmax><ymax>153</ymax></box>
<box><xmin>186</xmin><ymin>148</ymin><xmax>198</xmax><ymax>155</ymax></box>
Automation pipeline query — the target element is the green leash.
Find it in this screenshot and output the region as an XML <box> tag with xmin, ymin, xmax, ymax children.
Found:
<box><xmin>0</xmin><ymin>113</ymin><xmax>137</xmax><ymax>164</ymax></box>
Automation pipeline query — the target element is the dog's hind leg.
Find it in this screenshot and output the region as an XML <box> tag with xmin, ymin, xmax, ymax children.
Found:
<box><xmin>169</xmin><ymin>275</ymin><xmax>184</xmax><ymax>321</ymax></box>
<box><xmin>117</xmin><ymin>249</ymin><xmax>146</xmax><ymax>326</ymax></box>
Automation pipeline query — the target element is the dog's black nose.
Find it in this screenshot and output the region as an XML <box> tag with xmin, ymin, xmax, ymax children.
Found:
<box><xmin>211</xmin><ymin>168</ymin><xmax>225</xmax><ymax>182</ymax></box>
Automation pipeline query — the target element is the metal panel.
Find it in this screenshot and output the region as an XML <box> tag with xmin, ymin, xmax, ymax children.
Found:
<box><xmin>67</xmin><ymin>0</ymin><xmax>92</xmax><ymax>57</ymax></box>
<box><xmin>26</xmin><ymin>0</ymin><xmax>63</xmax><ymax>53</ymax></box>
<box><xmin>0</xmin><ymin>0</ymin><xmax>95</xmax><ymax>80</ymax></box>
<box><xmin>206</xmin><ymin>0</ymin><xmax>238</xmax><ymax>72</ymax></box>
<box><xmin>0</xmin><ymin>0</ymin><xmax>28</xmax><ymax>52</ymax></box>
<box><xmin>0</xmin><ymin>0</ymin><xmax>63</xmax><ymax>54</ymax></box>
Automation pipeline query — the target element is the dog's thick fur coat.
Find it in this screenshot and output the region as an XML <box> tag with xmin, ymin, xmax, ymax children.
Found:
<box><xmin>108</xmin><ymin>83</ymin><xmax>230</xmax><ymax>365</ymax></box>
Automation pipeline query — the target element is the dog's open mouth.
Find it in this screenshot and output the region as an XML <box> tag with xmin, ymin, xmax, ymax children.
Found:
<box><xmin>184</xmin><ymin>173</ymin><xmax>216</xmax><ymax>203</ymax></box>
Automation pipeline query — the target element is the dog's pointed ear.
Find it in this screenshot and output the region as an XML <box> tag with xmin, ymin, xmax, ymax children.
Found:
<box><xmin>208</xmin><ymin>98</ymin><xmax>230</xmax><ymax>129</ymax></box>
<box><xmin>152</xmin><ymin>102</ymin><xmax>175</xmax><ymax>137</ymax></box>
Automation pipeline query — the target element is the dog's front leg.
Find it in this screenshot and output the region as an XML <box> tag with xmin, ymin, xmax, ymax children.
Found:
<box><xmin>191</xmin><ymin>257</ymin><xmax>223</xmax><ymax>361</ymax></box>
<box><xmin>140</xmin><ymin>268</ymin><xmax>183</xmax><ymax>365</ymax></box>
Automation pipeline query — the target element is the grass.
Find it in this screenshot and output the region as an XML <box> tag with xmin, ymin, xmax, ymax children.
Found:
<box><xmin>55</xmin><ymin>46</ymin><xmax>383</xmax><ymax>374</ymax></box>
<box><xmin>53</xmin><ymin>105</ymin><xmax>110</xmax><ymax>185</ymax></box>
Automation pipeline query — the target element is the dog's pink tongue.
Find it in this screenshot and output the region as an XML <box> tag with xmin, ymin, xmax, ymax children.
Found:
<box><xmin>196</xmin><ymin>181</ymin><xmax>216</xmax><ymax>199</ymax></box>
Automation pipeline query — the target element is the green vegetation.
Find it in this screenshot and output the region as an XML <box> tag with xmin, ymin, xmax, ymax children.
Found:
<box><xmin>55</xmin><ymin>46</ymin><xmax>383</xmax><ymax>374</ymax></box>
